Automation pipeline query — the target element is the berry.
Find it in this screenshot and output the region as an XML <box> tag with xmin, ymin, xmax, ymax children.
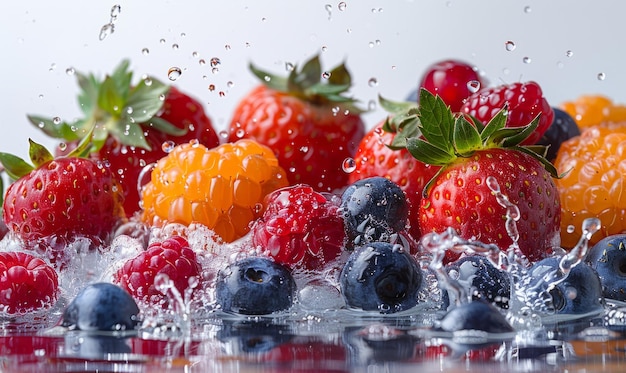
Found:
<box><xmin>141</xmin><ymin>139</ymin><xmax>288</xmax><ymax>242</ymax></box>
<box><xmin>536</xmin><ymin>107</ymin><xmax>581</xmax><ymax>162</ymax></box>
<box><xmin>228</xmin><ymin>55</ymin><xmax>365</xmax><ymax>192</ymax></box>
<box><xmin>114</xmin><ymin>236</ymin><xmax>201</xmax><ymax>306</ymax></box>
<box><xmin>251</xmin><ymin>184</ymin><xmax>345</xmax><ymax>270</ymax></box>
<box><xmin>349</xmin><ymin>117</ymin><xmax>440</xmax><ymax>242</ymax></box>
<box><xmin>585</xmin><ymin>234</ymin><xmax>626</xmax><ymax>301</ymax></box>
<box><xmin>553</xmin><ymin>121</ymin><xmax>626</xmax><ymax>249</ymax></box>
<box><xmin>215</xmin><ymin>256</ymin><xmax>297</xmax><ymax>315</ymax></box>
<box><xmin>340</xmin><ymin>176</ymin><xmax>408</xmax><ymax>247</ymax></box>
<box><xmin>527</xmin><ymin>257</ymin><xmax>604</xmax><ymax>315</ymax></box>
<box><xmin>460</xmin><ymin>81</ymin><xmax>554</xmax><ymax>145</ymax></box>
<box><xmin>339</xmin><ymin>241</ymin><xmax>422</xmax><ymax>314</ymax></box>
<box><xmin>28</xmin><ymin>60</ymin><xmax>220</xmax><ymax>217</ymax></box>
<box><xmin>410</xmin><ymin>89</ymin><xmax>560</xmax><ymax>263</ymax></box>
<box><xmin>561</xmin><ymin>94</ymin><xmax>626</xmax><ymax>130</ymax></box>
<box><xmin>446</xmin><ymin>255</ymin><xmax>510</xmax><ymax>309</ymax></box>
<box><xmin>1</xmin><ymin>139</ymin><xmax>126</xmax><ymax>246</ymax></box>
<box><xmin>0</xmin><ymin>251</ymin><xmax>58</xmax><ymax>315</ymax></box>
<box><xmin>217</xmin><ymin>320</ymin><xmax>294</xmax><ymax>354</ymax></box>
<box><xmin>437</xmin><ymin>300</ymin><xmax>514</xmax><ymax>333</ymax></box>
<box><xmin>61</xmin><ymin>282</ymin><xmax>140</xmax><ymax>331</ymax></box>
<box><xmin>418</xmin><ymin>59</ymin><xmax>486</xmax><ymax>112</ymax></box>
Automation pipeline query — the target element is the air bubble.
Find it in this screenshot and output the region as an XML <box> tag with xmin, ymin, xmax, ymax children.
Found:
<box><xmin>167</xmin><ymin>67</ymin><xmax>182</xmax><ymax>81</ymax></box>
<box><xmin>342</xmin><ymin>158</ymin><xmax>356</xmax><ymax>173</ymax></box>
<box><xmin>505</xmin><ymin>41</ymin><xmax>516</xmax><ymax>51</ymax></box>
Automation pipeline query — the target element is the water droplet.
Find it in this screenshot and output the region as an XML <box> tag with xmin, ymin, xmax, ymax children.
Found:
<box><xmin>65</xmin><ymin>67</ymin><xmax>75</xmax><ymax>76</ymax></box>
<box><xmin>523</xmin><ymin>5</ymin><xmax>532</xmax><ymax>13</ymax></box>
<box><xmin>159</xmin><ymin>38</ymin><xmax>166</xmax><ymax>44</ymax></box>
<box><xmin>218</xmin><ymin>91</ymin><xmax>225</xmax><ymax>97</ymax></box>
<box><xmin>325</xmin><ymin>3</ymin><xmax>333</xmax><ymax>19</ymax></box>
<box><xmin>342</xmin><ymin>157</ymin><xmax>356</xmax><ymax>173</ymax></box>
<box><xmin>467</xmin><ymin>80</ymin><xmax>481</xmax><ymax>93</ymax></box>
<box><xmin>199</xmin><ymin>59</ymin><xmax>206</xmax><ymax>66</ymax></box>
<box><xmin>192</xmin><ymin>51</ymin><xmax>199</xmax><ymax>58</ymax></box>
<box><xmin>285</xmin><ymin>62</ymin><xmax>295</xmax><ymax>71</ymax></box>
<box><xmin>597</xmin><ymin>72</ymin><xmax>606</xmax><ymax>81</ymax></box>
<box><xmin>219</xmin><ymin>130</ymin><xmax>229</xmax><ymax>139</ymax></box>
<box><xmin>99</xmin><ymin>23</ymin><xmax>115</xmax><ymax>41</ymax></box>
<box><xmin>225</xmin><ymin>44</ymin><xmax>231</xmax><ymax>50</ymax></box>
<box><xmin>211</xmin><ymin>67</ymin><xmax>219</xmax><ymax>74</ymax></box>
<box><xmin>48</xmin><ymin>63</ymin><xmax>57</xmax><ymax>72</ymax></box>
<box><xmin>52</xmin><ymin>117</ymin><xmax>61</xmax><ymax>125</ymax></box>
<box><xmin>338</xmin><ymin>2</ymin><xmax>347</xmax><ymax>11</ymax></box>
<box><xmin>210</xmin><ymin>57</ymin><xmax>221</xmax><ymax>67</ymax></box>
<box><xmin>368</xmin><ymin>100</ymin><xmax>377</xmax><ymax>111</ymax></box>
<box><xmin>322</xmin><ymin>71</ymin><xmax>331</xmax><ymax>79</ymax></box>
<box><xmin>110</xmin><ymin>4</ymin><xmax>121</xmax><ymax>19</ymax></box>
<box><xmin>58</xmin><ymin>142</ymin><xmax>67</xmax><ymax>151</ymax></box>
<box><xmin>523</xmin><ymin>56</ymin><xmax>532</xmax><ymax>64</ymax></box>
<box><xmin>321</xmin><ymin>45</ymin><xmax>328</xmax><ymax>52</ymax></box>
<box><xmin>167</xmin><ymin>67</ymin><xmax>182</xmax><ymax>81</ymax></box>
<box><xmin>172</xmin><ymin>43</ymin><xmax>179</xmax><ymax>50</ymax></box>
<box><xmin>38</xmin><ymin>94</ymin><xmax>44</xmax><ymax>99</ymax></box>
<box><xmin>208</xmin><ymin>84</ymin><xmax>215</xmax><ymax>91</ymax></box>
<box><xmin>144</xmin><ymin>76</ymin><xmax>152</xmax><ymax>86</ymax></box>
<box><xmin>162</xmin><ymin>140</ymin><xmax>176</xmax><ymax>153</ymax></box>
<box><xmin>227</xmin><ymin>81</ymin><xmax>234</xmax><ymax>88</ymax></box>
<box><xmin>346</xmin><ymin>28</ymin><xmax>352</xmax><ymax>34</ymax></box>
<box><xmin>368</xmin><ymin>77</ymin><xmax>378</xmax><ymax>87</ymax></box>
<box><xmin>566</xmin><ymin>225</ymin><xmax>576</xmax><ymax>234</ymax></box>
<box><xmin>566</xmin><ymin>50</ymin><xmax>574</xmax><ymax>57</ymax></box>
<box><xmin>141</xmin><ymin>48</ymin><xmax>149</xmax><ymax>55</ymax></box>
<box><xmin>505</xmin><ymin>40</ymin><xmax>516</xmax><ymax>51</ymax></box>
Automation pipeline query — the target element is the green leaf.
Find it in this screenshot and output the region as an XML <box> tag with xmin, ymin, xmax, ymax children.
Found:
<box><xmin>76</xmin><ymin>72</ymin><xmax>100</xmax><ymax>116</ymax></box>
<box><xmin>379</xmin><ymin>95</ymin><xmax>417</xmax><ymax>116</ymax></box>
<box><xmin>109</xmin><ymin>59</ymin><xmax>132</xmax><ymax>99</ymax></box>
<box><xmin>98</xmin><ymin>77</ymin><xmax>125</xmax><ymax>116</ymax></box>
<box><xmin>249</xmin><ymin>62</ymin><xmax>288</xmax><ymax>91</ymax></box>
<box><xmin>27</xmin><ymin>115</ymin><xmax>81</xmax><ymax>141</ymax></box>
<box><xmin>306</xmin><ymin>83</ymin><xmax>351</xmax><ymax>97</ymax></box>
<box><xmin>0</xmin><ymin>152</ymin><xmax>34</xmax><ymax>180</ymax></box>
<box><xmin>406</xmin><ymin>136</ymin><xmax>456</xmax><ymax>166</ymax></box>
<box><xmin>125</xmin><ymin>79</ymin><xmax>170</xmax><ymax>122</ymax></box>
<box><xmin>417</xmin><ymin>89</ymin><xmax>455</xmax><ymax>154</ymax></box>
<box><xmin>480</xmin><ymin>106</ymin><xmax>508</xmax><ymax>142</ymax></box>
<box><xmin>327</xmin><ymin>62</ymin><xmax>351</xmax><ymax>86</ymax></box>
<box><xmin>108</xmin><ymin>121</ymin><xmax>151</xmax><ymax>150</ymax></box>
<box><xmin>292</xmin><ymin>55</ymin><xmax>322</xmax><ymax>90</ymax></box>
<box><xmin>512</xmin><ymin>145</ymin><xmax>561</xmax><ymax>178</ymax></box>
<box><xmin>146</xmin><ymin>117</ymin><xmax>187</xmax><ymax>136</ymax></box>
<box><xmin>501</xmin><ymin>115</ymin><xmax>540</xmax><ymax>148</ymax></box>
<box><xmin>453</xmin><ymin>115</ymin><xmax>483</xmax><ymax>155</ymax></box>
<box><xmin>68</xmin><ymin>125</ymin><xmax>96</xmax><ymax>158</ymax></box>
<box><xmin>28</xmin><ymin>139</ymin><xmax>54</xmax><ymax>168</ymax></box>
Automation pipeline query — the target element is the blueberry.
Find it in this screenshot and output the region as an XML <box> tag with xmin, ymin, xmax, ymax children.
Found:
<box><xmin>61</xmin><ymin>282</ymin><xmax>140</xmax><ymax>332</ymax></box>
<box><xmin>63</xmin><ymin>332</ymin><xmax>131</xmax><ymax>359</ymax></box>
<box><xmin>339</xmin><ymin>242</ymin><xmax>422</xmax><ymax>314</ymax></box>
<box><xmin>341</xmin><ymin>177</ymin><xmax>408</xmax><ymax>248</ymax></box>
<box><xmin>446</xmin><ymin>255</ymin><xmax>511</xmax><ymax>309</ymax></box>
<box><xmin>585</xmin><ymin>234</ymin><xmax>626</xmax><ymax>301</ymax></box>
<box><xmin>437</xmin><ymin>300</ymin><xmax>514</xmax><ymax>333</ymax></box>
<box><xmin>343</xmin><ymin>326</ymin><xmax>420</xmax><ymax>364</ymax></box>
<box><xmin>536</xmin><ymin>107</ymin><xmax>580</xmax><ymax>162</ymax></box>
<box><xmin>528</xmin><ymin>257</ymin><xmax>604</xmax><ymax>315</ymax></box>
<box><xmin>216</xmin><ymin>256</ymin><xmax>297</xmax><ymax>315</ymax></box>
<box><xmin>217</xmin><ymin>320</ymin><xmax>293</xmax><ymax>354</ymax></box>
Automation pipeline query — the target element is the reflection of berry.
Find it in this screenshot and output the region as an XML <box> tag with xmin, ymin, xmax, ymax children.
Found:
<box><xmin>141</xmin><ymin>139</ymin><xmax>288</xmax><ymax>242</ymax></box>
<box><xmin>0</xmin><ymin>251</ymin><xmax>59</xmax><ymax>314</ymax></box>
<box><xmin>114</xmin><ymin>236</ymin><xmax>201</xmax><ymax>306</ymax></box>
<box><xmin>561</xmin><ymin>94</ymin><xmax>626</xmax><ymax>130</ymax></box>
<box><xmin>554</xmin><ymin>122</ymin><xmax>626</xmax><ymax>249</ymax></box>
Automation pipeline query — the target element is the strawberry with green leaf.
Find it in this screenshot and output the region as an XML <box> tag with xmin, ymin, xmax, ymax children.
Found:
<box><xmin>0</xmin><ymin>133</ymin><xmax>126</xmax><ymax>250</ymax></box>
<box><xmin>28</xmin><ymin>60</ymin><xmax>220</xmax><ymax>217</ymax></box>
<box><xmin>405</xmin><ymin>89</ymin><xmax>561</xmax><ymax>263</ymax></box>
<box><xmin>228</xmin><ymin>55</ymin><xmax>366</xmax><ymax>192</ymax></box>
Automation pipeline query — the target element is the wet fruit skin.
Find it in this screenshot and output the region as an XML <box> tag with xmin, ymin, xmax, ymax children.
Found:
<box><xmin>340</xmin><ymin>176</ymin><xmax>409</xmax><ymax>248</ymax></box>
<box><xmin>0</xmin><ymin>251</ymin><xmax>59</xmax><ymax>315</ymax></box>
<box><xmin>561</xmin><ymin>94</ymin><xmax>626</xmax><ymax>130</ymax></box>
<box><xmin>339</xmin><ymin>241</ymin><xmax>422</xmax><ymax>314</ymax></box>
<box><xmin>585</xmin><ymin>234</ymin><xmax>626</xmax><ymax>301</ymax></box>
<box><xmin>215</xmin><ymin>256</ymin><xmax>297</xmax><ymax>315</ymax></box>
<box><xmin>445</xmin><ymin>255</ymin><xmax>510</xmax><ymax>309</ymax></box>
<box><xmin>437</xmin><ymin>300</ymin><xmax>514</xmax><ymax>333</ymax></box>
<box><xmin>418</xmin><ymin>59</ymin><xmax>486</xmax><ymax>112</ymax></box>
<box><xmin>536</xmin><ymin>107</ymin><xmax>581</xmax><ymax>162</ymax></box>
<box><xmin>251</xmin><ymin>184</ymin><xmax>345</xmax><ymax>270</ymax></box>
<box><xmin>61</xmin><ymin>282</ymin><xmax>140</xmax><ymax>331</ymax></box>
<box><xmin>141</xmin><ymin>139</ymin><xmax>289</xmax><ymax>243</ymax></box>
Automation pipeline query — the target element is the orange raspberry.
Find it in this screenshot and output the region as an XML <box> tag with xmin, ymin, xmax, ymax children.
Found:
<box><xmin>561</xmin><ymin>94</ymin><xmax>626</xmax><ymax>130</ymax></box>
<box><xmin>554</xmin><ymin>122</ymin><xmax>626</xmax><ymax>249</ymax></box>
<box><xmin>141</xmin><ymin>139</ymin><xmax>288</xmax><ymax>242</ymax></box>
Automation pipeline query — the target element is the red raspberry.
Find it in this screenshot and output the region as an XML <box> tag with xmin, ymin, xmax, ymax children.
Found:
<box><xmin>419</xmin><ymin>59</ymin><xmax>486</xmax><ymax>112</ymax></box>
<box><xmin>460</xmin><ymin>81</ymin><xmax>554</xmax><ymax>145</ymax></box>
<box><xmin>0</xmin><ymin>251</ymin><xmax>59</xmax><ymax>314</ymax></box>
<box><xmin>114</xmin><ymin>236</ymin><xmax>201</xmax><ymax>305</ymax></box>
<box><xmin>251</xmin><ymin>185</ymin><xmax>346</xmax><ymax>270</ymax></box>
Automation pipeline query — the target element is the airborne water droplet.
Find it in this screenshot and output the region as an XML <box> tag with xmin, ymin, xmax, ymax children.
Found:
<box><xmin>467</xmin><ymin>80</ymin><xmax>481</xmax><ymax>93</ymax></box>
<box><xmin>162</xmin><ymin>141</ymin><xmax>176</xmax><ymax>153</ymax></box>
<box><xmin>210</xmin><ymin>57</ymin><xmax>221</xmax><ymax>67</ymax></box>
<box><xmin>141</xmin><ymin>48</ymin><xmax>149</xmax><ymax>55</ymax></box>
<box><xmin>53</xmin><ymin>117</ymin><xmax>61</xmax><ymax>125</ymax></box>
<box><xmin>167</xmin><ymin>67</ymin><xmax>182</xmax><ymax>81</ymax></box>
<box><xmin>322</xmin><ymin>71</ymin><xmax>331</xmax><ymax>79</ymax></box>
<box><xmin>523</xmin><ymin>56</ymin><xmax>532</xmax><ymax>64</ymax></box>
<box><xmin>66</xmin><ymin>67</ymin><xmax>75</xmax><ymax>76</ymax></box>
<box><xmin>597</xmin><ymin>72</ymin><xmax>606</xmax><ymax>81</ymax></box>
<box><xmin>338</xmin><ymin>2</ymin><xmax>347</xmax><ymax>11</ymax></box>
<box><xmin>368</xmin><ymin>78</ymin><xmax>378</xmax><ymax>87</ymax></box>
<box><xmin>285</xmin><ymin>62</ymin><xmax>295</xmax><ymax>71</ymax></box>
<box><xmin>342</xmin><ymin>158</ymin><xmax>356</xmax><ymax>173</ymax></box>
<box><xmin>99</xmin><ymin>23</ymin><xmax>114</xmax><ymax>41</ymax></box>
<box><xmin>566</xmin><ymin>50</ymin><xmax>574</xmax><ymax>57</ymax></box>
<box><xmin>505</xmin><ymin>40</ymin><xmax>516</xmax><ymax>51</ymax></box>
<box><xmin>172</xmin><ymin>43</ymin><xmax>179</xmax><ymax>50</ymax></box>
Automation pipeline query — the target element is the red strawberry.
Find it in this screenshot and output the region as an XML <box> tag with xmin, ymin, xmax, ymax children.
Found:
<box><xmin>0</xmin><ymin>139</ymin><xmax>126</xmax><ymax>247</ymax></box>
<box><xmin>28</xmin><ymin>60</ymin><xmax>220</xmax><ymax>217</ymax></box>
<box><xmin>113</xmin><ymin>235</ymin><xmax>201</xmax><ymax>306</ymax></box>
<box><xmin>349</xmin><ymin>97</ymin><xmax>440</xmax><ymax>242</ymax></box>
<box><xmin>409</xmin><ymin>89</ymin><xmax>560</xmax><ymax>263</ymax></box>
<box><xmin>251</xmin><ymin>184</ymin><xmax>345</xmax><ymax>270</ymax></box>
<box><xmin>0</xmin><ymin>251</ymin><xmax>59</xmax><ymax>314</ymax></box>
<box><xmin>228</xmin><ymin>55</ymin><xmax>365</xmax><ymax>193</ymax></box>
<box><xmin>418</xmin><ymin>59</ymin><xmax>486</xmax><ymax>112</ymax></box>
<box><xmin>460</xmin><ymin>81</ymin><xmax>554</xmax><ymax>145</ymax></box>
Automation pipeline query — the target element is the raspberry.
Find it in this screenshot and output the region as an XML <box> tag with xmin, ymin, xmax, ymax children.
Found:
<box><xmin>554</xmin><ymin>122</ymin><xmax>626</xmax><ymax>249</ymax></box>
<box><xmin>561</xmin><ymin>94</ymin><xmax>626</xmax><ymax>130</ymax></box>
<box><xmin>113</xmin><ymin>236</ymin><xmax>201</xmax><ymax>305</ymax></box>
<box><xmin>460</xmin><ymin>81</ymin><xmax>554</xmax><ymax>145</ymax></box>
<box><xmin>251</xmin><ymin>184</ymin><xmax>345</xmax><ymax>269</ymax></box>
<box><xmin>418</xmin><ymin>59</ymin><xmax>486</xmax><ymax>112</ymax></box>
<box><xmin>141</xmin><ymin>139</ymin><xmax>289</xmax><ymax>242</ymax></box>
<box><xmin>0</xmin><ymin>251</ymin><xmax>59</xmax><ymax>314</ymax></box>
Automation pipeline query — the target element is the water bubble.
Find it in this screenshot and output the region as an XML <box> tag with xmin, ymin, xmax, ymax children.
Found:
<box><xmin>368</xmin><ymin>78</ymin><xmax>378</xmax><ymax>87</ymax></box>
<box><xmin>505</xmin><ymin>40</ymin><xmax>516</xmax><ymax>51</ymax></box>
<box><xmin>597</xmin><ymin>72</ymin><xmax>606</xmax><ymax>81</ymax></box>
<box><xmin>65</xmin><ymin>67</ymin><xmax>75</xmax><ymax>76</ymax></box>
<box><xmin>342</xmin><ymin>157</ymin><xmax>356</xmax><ymax>173</ymax></box>
<box><xmin>162</xmin><ymin>141</ymin><xmax>176</xmax><ymax>153</ymax></box>
<box><xmin>210</xmin><ymin>57</ymin><xmax>221</xmax><ymax>67</ymax></box>
<box><xmin>141</xmin><ymin>48</ymin><xmax>149</xmax><ymax>55</ymax></box>
<box><xmin>523</xmin><ymin>56</ymin><xmax>532</xmax><ymax>64</ymax></box>
<box><xmin>338</xmin><ymin>2</ymin><xmax>347</xmax><ymax>11</ymax></box>
<box><xmin>467</xmin><ymin>80</ymin><xmax>481</xmax><ymax>93</ymax></box>
<box><xmin>167</xmin><ymin>67</ymin><xmax>182</xmax><ymax>81</ymax></box>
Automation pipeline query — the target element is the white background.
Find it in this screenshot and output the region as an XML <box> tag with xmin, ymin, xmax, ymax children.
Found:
<box><xmin>2</xmin><ymin>0</ymin><xmax>624</xmax><ymax>160</ymax></box>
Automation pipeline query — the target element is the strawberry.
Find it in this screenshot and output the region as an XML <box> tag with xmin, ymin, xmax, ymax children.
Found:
<box><xmin>460</xmin><ymin>81</ymin><xmax>554</xmax><ymax>145</ymax></box>
<box><xmin>417</xmin><ymin>59</ymin><xmax>486</xmax><ymax>112</ymax></box>
<box><xmin>0</xmin><ymin>251</ymin><xmax>59</xmax><ymax>315</ymax></box>
<box><xmin>140</xmin><ymin>139</ymin><xmax>289</xmax><ymax>243</ymax></box>
<box><xmin>228</xmin><ymin>55</ymin><xmax>365</xmax><ymax>193</ymax></box>
<box><xmin>28</xmin><ymin>60</ymin><xmax>220</xmax><ymax>217</ymax></box>
<box><xmin>113</xmin><ymin>235</ymin><xmax>201</xmax><ymax>306</ymax></box>
<box><xmin>0</xmin><ymin>137</ymin><xmax>125</xmax><ymax>247</ymax></box>
<box><xmin>406</xmin><ymin>89</ymin><xmax>560</xmax><ymax>263</ymax></box>
<box><xmin>349</xmin><ymin>97</ymin><xmax>440</xmax><ymax>242</ymax></box>
<box><xmin>250</xmin><ymin>184</ymin><xmax>345</xmax><ymax>270</ymax></box>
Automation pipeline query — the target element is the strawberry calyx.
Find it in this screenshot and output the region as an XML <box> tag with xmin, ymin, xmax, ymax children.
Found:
<box><xmin>27</xmin><ymin>59</ymin><xmax>185</xmax><ymax>152</ymax></box>
<box><xmin>249</xmin><ymin>55</ymin><xmax>364</xmax><ymax>113</ymax></box>
<box><xmin>378</xmin><ymin>95</ymin><xmax>421</xmax><ymax>146</ymax></box>
<box><xmin>400</xmin><ymin>89</ymin><xmax>560</xmax><ymax>197</ymax></box>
